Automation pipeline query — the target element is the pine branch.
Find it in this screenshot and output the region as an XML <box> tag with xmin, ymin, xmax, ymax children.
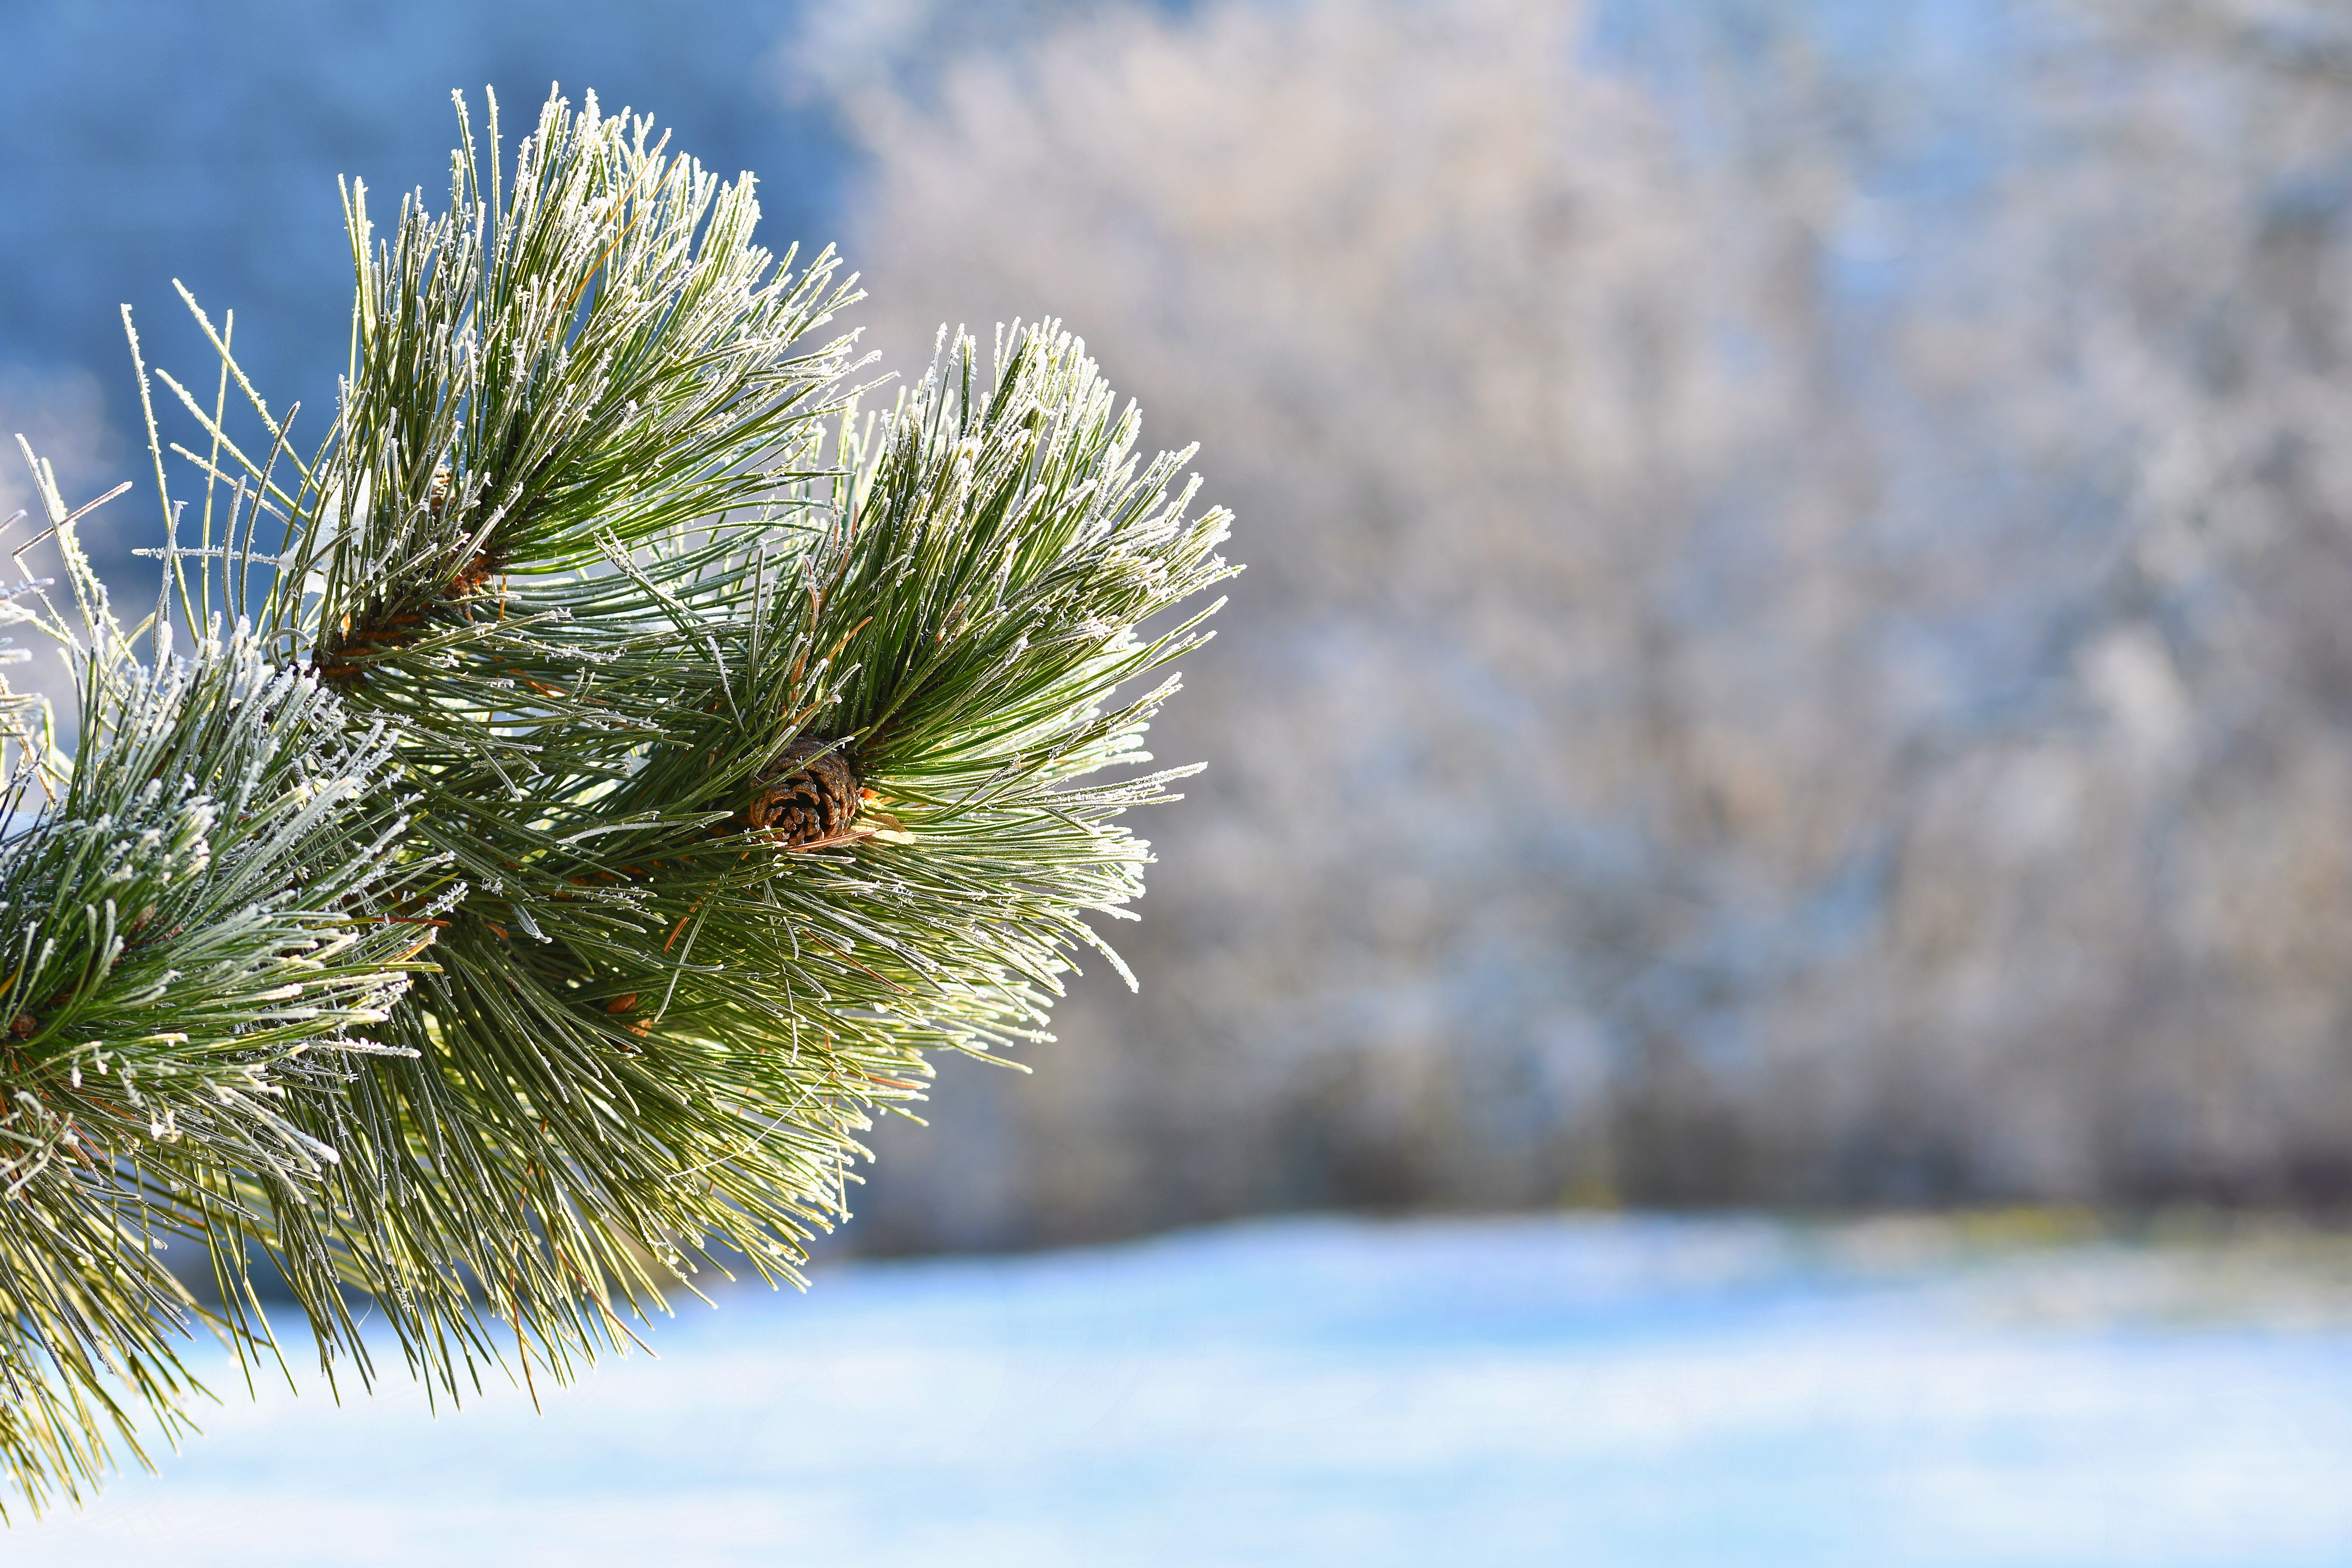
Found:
<box><xmin>0</xmin><ymin>83</ymin><xmax>1234</xmax><ymax>1510</ymax></box>
<box><xmin>0</xmin><ymin>477</ymin><xmax>423</xmax><ymax>1511</ymax></box>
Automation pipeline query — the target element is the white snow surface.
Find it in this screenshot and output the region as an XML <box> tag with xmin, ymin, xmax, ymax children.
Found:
<box><xmin>15</xmin><ymin>1215</ymin><xmax>2352</xmax><ymax>1566</ymax></box>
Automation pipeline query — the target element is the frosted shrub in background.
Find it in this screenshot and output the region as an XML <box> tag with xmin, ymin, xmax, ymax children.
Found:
<box><xmin>830</xmin><ymin>0</ymin><xmax>2352</xmax><ymax>1241</ymax></box>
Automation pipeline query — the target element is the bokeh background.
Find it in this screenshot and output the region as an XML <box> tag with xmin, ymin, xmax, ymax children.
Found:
<box><xmin>13</xmin><ymin>1</ymin><xmax>2352</xmax><ymax>1561</ymax></box>
<box><xmin>20</xmin><ymin>0</ymin><xmax>2352</xmax><ymax>1248</ymax></box>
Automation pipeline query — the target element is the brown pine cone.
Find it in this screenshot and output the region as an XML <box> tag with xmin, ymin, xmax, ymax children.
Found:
<box><xmin>747</xmin><ymin>739</ymin><xmax>861</xmax><ymax>846</ymax></box>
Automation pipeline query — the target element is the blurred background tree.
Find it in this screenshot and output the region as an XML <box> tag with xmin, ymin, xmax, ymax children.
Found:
<box><xmin>836</xmin><ymin>0</ymin><xmax>2352</xmax><ymax>1241</ymax></box>
<box><xmin>9</xmin><ymin>0</ymin><xmax>2352</xmax><ymax>1254</ymax></box>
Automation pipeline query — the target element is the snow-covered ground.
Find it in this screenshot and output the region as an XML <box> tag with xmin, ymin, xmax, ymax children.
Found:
<box><xmin>15</xmin><ymin>1215</ymin><xmax>2352</xmax><ymax>1566</ymax></box>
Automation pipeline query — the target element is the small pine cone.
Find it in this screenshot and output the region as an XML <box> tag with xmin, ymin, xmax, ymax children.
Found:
<box><xmin>747</xmin><ymin>739</ymin><xmax>861</xmax><ymax>846</ymax></box>
<box><xmin>428</xmin><ymin>466</ymin><xmax>503</xmax><ymax>599</ymax></box>
<box><xmin>445</xmin><ymin>551</ymin><xmax>502</xmax><ymax>599</ymax></box>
